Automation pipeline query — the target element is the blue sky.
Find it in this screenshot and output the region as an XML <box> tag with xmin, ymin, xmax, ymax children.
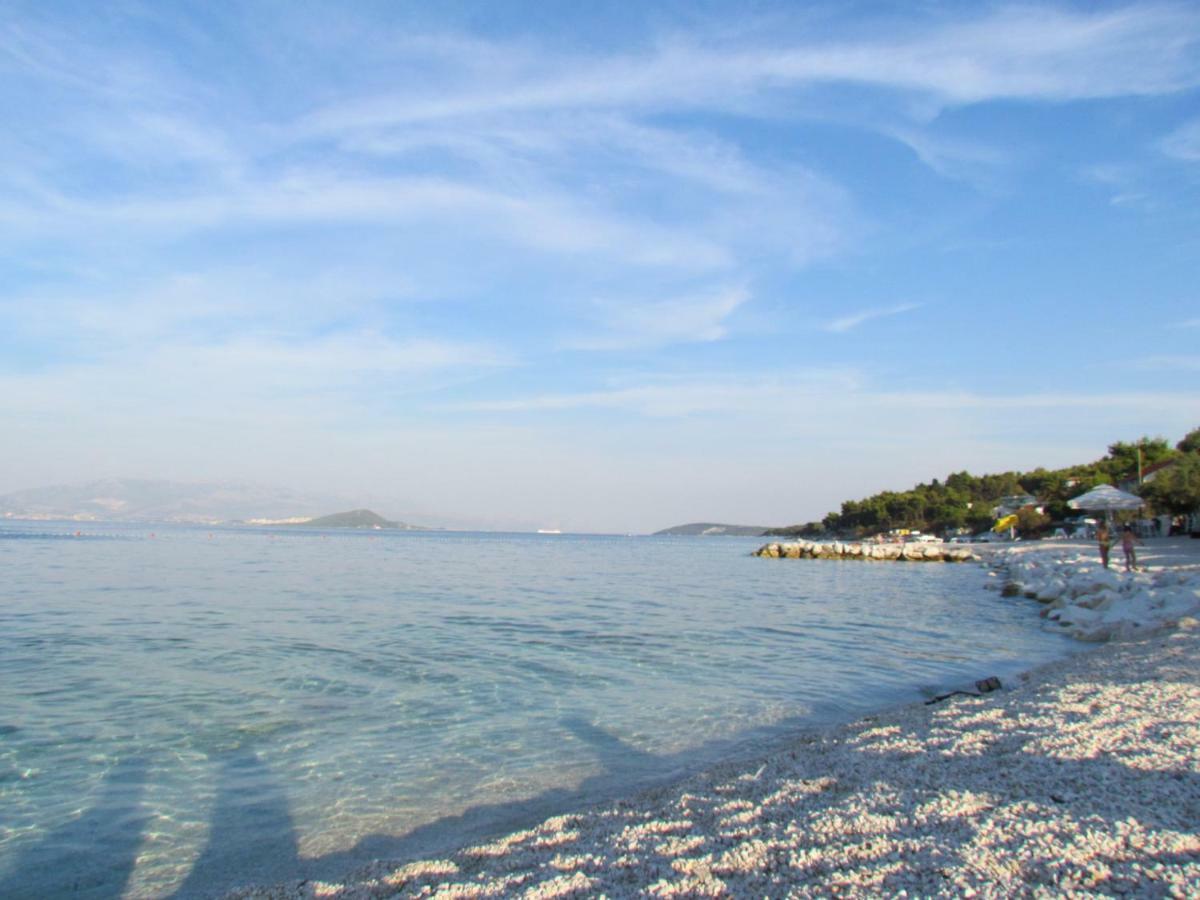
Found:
<box><xmin>1</xmin><ymin>1</ymin><xmax>1198</xmax><ymax>532</ymax></box>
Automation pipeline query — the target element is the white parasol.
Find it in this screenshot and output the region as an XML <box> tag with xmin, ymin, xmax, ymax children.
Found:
<box><xmin>1067</xmin><ymin>484</ymin><xmax>1144</xmax><ymax>523</ymax></box>
<box><xmin>1067</xmin><ymin>484</ymin><xmax>1144</xmax><ymax>511</ymax></box>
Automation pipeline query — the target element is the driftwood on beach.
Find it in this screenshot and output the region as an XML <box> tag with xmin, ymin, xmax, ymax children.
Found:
<box><xmin>755</xmin><ymin>539</ymin><xmax>979</xmax><ymax>562</ymax></box>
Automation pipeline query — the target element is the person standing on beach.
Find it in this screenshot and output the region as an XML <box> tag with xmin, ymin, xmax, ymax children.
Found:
<box><xmin>1121</xmin><ymin>525</ymin><xmax>1141</xmax><ymax>572</ymax></box>
<box><xmin>1096</xmin><ymin>522</ymin><xmax>1112</xmax><ymax>568</ymax></box>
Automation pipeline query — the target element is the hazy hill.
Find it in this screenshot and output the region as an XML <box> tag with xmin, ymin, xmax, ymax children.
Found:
<box><xmin>0</xmin><ymin>478</ymin><xmax>357</xmax><ymax>524</ymax></box>
<box><xmin>653</xmin><ymin>522</ymin><xmax>770</xmax><ymax>536</ymax></box>
<box><xmin>298</xmin><ymin>509</ymin><xmax>426</xmax><ymax>529</ymax></box>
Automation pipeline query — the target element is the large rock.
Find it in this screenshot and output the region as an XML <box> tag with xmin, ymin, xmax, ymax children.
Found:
<box><xmin>753</xmin><ymin>540</ymin><xmax>977</xmax><ymax>563</ymax></box>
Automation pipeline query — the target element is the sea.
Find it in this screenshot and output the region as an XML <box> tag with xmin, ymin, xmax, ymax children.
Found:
<box><xmin>0</xmin><ymin>522</ymin><xmax>1076</xmax><ymax>898</ymax></box>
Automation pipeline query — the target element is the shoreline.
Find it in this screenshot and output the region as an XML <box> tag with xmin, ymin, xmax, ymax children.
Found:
<box><xmin>233</xmin><ymin>540</ymin><xmax>1200</xmax><ymax>898</ymax></box>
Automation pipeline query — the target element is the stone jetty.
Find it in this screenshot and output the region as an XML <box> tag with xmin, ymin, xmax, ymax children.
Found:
<box><xmin>754</xmin><ymin>539</ymin><xmax>978</xmax><ymax>562</ymax></box>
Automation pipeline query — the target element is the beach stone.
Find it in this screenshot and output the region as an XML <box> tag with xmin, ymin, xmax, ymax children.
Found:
<box><xmin>1078</xmin><ymin>589</ymin><xmax>1118</xmax><ymax>610</ymax></box>
<box><xmin>1077</xmin><ymin>624</ymin><xmax>1115</xmax><ymax>642</ymax></box>
<box><xmin>753</xmin><ymin>540</ymin><xmax>976</xmax><ymax>564</ymax></box>
<box><xmin>1071</xmin><ymin>571</ymin><xmax>1122</xmax><ymax>598</ymax></box>
<box><xmin>1036</xmin><ymin>579</ymin><xmax>1067</xmax><ymax>603</ymax></box>
<box><xmin>300</xmin><ymin>601</ymin><xmax>1200</xmax><ymax>900</ymax></box>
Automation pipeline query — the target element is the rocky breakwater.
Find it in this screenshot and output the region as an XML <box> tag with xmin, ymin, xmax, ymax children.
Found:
<box><xmin>754</xmin><ymin>539</ymin><xmax>978</xmax><ymax>563</ymax></box>
<box><xmin>988</xmin><ymin>547</ymin><xmax>1200</xmax><ymax>642</ymax></box>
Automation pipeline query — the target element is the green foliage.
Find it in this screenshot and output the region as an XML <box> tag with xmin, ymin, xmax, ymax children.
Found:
<box><xmin>1177</xmin><ymin>426</ymin><xmax>1200</xmax><ymax>454</ymax></box>
<box><xmin>1103</xmin><ymin>437</ymin><xmax>1174</xmax><ymax>481</ymax></box>
<box><xmin>769</xmin><ymin>429</ymin><xmax>1196</xmax><ymax>538</ymax></box>
<box><xmin>1140</xmin><ymin>454</ymin><xmax>1200</xmax><ymax>515</ymax></box>
<box><xmin>1015</xmin><ymin>506</ymin><xmax>1052</xmax><ymax>537</ymax></box>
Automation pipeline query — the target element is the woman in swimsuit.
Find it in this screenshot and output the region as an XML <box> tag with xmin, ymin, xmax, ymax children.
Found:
<box><xmin>1121</xmin><ymin>525</ymin><xmax>1141</xmax><ymax>572</ymax></box>
<box><xmin>1096</xmin><ymin>522</ymin><xmax>1111</xmax><ymax>569</ymax></box>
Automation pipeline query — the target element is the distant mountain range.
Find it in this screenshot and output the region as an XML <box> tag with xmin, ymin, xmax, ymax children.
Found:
<box><xmin>1</xmin><ymin>479</ymin><xmax>771</xmax><ymax>535</ymax></box>
<box><xmin>0</xmin><ymin>478</ymin><xmax>369</xmax><ymax>525</ymax></box>
<box><xmin>653</xmin><ymin>522</ymin><xmax>771</xmax><ymax>536</ymax></box>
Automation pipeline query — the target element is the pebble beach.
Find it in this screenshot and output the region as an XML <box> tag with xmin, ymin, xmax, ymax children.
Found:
<box><xmin>233</xmin><ymin>539</ymin><xmax>1200</xmax><ymax>899</ymax></box>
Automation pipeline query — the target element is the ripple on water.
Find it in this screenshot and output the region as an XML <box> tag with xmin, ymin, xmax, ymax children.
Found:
<box><xmin>0</xmin><ymin>525</ymin><xmax>1076</xmax><ymax>898</ymax></box>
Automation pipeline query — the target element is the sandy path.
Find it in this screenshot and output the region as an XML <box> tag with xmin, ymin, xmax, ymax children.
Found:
<box><xmin>235</xmin><ymin>542</ymin><xmax>1200</xmax><ymax>899</ymax></box>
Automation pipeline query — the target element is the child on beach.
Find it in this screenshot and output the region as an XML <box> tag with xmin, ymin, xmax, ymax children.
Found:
<box><xmin>1096</xmin><ymin>522</ymin><xmax>1111</xmax><ymax>569</ymax></box>
<box><xmin>1121</xmin><ymin>525</ymin><xmax>1142</xmax><ymax>572</ymax></box>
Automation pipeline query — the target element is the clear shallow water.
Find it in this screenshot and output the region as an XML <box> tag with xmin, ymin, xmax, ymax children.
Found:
<box><xmin>0</xmin><ymin>523</ymin><xmax>1074</xmax><ymax>897</ymax></box>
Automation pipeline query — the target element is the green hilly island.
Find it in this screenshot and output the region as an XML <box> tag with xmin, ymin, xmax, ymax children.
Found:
<box><xmin>653</xmin><ymin>522</ymin><xmax>771</xmax><ymax>536</ymax></box>
<box><xmin>298</xmin><ymin>509</ymin><xmax>415</xmax><ymax>529</ymax></box>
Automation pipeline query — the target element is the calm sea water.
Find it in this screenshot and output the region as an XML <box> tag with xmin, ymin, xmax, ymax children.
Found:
<box><xmin>0</xmin><ymin>522</ymin><xmax>1074</xmax><ymax>898</ymax></box>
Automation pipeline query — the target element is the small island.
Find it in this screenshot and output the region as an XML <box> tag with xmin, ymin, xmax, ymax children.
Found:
<box><xmin>290</xmin><ymin>509</ymin><xmax>426</xmax><ymax>530</ymax></box>
<box><xmin>654</xmin><ymin>522</ymin><xmax>770</xmax><ymax>536</ymax></box>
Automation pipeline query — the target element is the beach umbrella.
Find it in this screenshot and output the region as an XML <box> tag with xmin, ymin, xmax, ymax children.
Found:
<box><xmin>1067</xmin><ymin>484</ymin><xmax>1144</xmax><ymax>511</ymax></box>
<box><xmin>993</xmin><ymin>513</ymin><xmax>1018</xmax><ymax>533</ymax></box>
<box><xmin>1067</xmin><ymin>484</ymin><xmax>1144</xmax><ymax>524</ymax></box>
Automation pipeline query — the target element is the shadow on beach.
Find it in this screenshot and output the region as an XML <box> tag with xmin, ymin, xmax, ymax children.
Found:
<box><xmin>6</xmin><ymin>640</ymin><xmax>1195</xmax><ymax>898</ymax></box>
<box><xmin>177</xmin><ymin>645</ymin><xmax>1198</xmax><ymax>896</ymax></box>
<box><xmin>0</xmin><ymin>757</ymin><xmax>149</xmax><ymax>900</ymax></box>
<box><xmin>172</xmin><ymin>748</ymin><xmax>301</xmax><ymax>899</ymax></box>
<box><xmin>164</xmin><ymin>711</ymin><xmax>777</xmax><ymax>896</ymax></box>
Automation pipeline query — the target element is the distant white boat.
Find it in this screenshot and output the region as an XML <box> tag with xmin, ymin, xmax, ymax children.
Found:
<box><xmin>536</xmin><ymin>528</ymin><xmax>563</xmax><ymax>534</ymax></box>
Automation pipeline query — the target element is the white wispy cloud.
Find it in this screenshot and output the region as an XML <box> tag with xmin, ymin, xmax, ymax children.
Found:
<box><xmin>823</xmin><ymin>303</ymin><xmax>921</xmax><ymax>333</ymax></box>
<box><xmin>3</xmin><ymin>4</ymin><xmax>1198</xmax><ymax>532</ymax></box>
<box><xmin>0</xmin><ymin>331</ymin><xmax>514</xmax><ymax>421</ymax></box>
<box><xmin>1078</xmin><ymin>163</ymin><xmax>1158</xmax><ymax>209</ymax></box>
<box><xmin>0</xmin><ymin>170</ymin><xmax>740</xmax><ymax>271</ymax></box>
<box><xmin>451</xmin><ymin>369</ymin><xmax>865</xmax><ymax>417</ymax></box>
<box><xmin>1132</xmin><ymin>355</ymin><xmax>1200</xmax><ymax>372</ymax></box>
<box><xmin>7</xmin><ymin>3</ymin><xmax>1189</xmax><ymax>329</ymax></box>
<box><xmin>450</xmin><ymin>372</ymin><xmax>1197</xmax><ymax>425</ymax></box>
<box><xmin>565</xmin><ymin>287</ymin><xmax>750</xmax><ymax>350</ymax></box>
<box><xmin>299</xmin><ymin>5</ymin><xmax>1200</xmax><ymax>137</ymax></box>
<box><xmin>342</xmin><ymin>112</ymin><xmax>770</xmax><ymax>196</ymax></box>
<box><xmin>881</xmin><ymin>126</ymin><xmax>1011</xmax><ymax>184</ymax></box>
<box><xmin>0</xmin><ymin>263</ymin><xmax>427</xmax><ymax>355</ymax></box>
<box><xmin>84</xmin><ymin>111</ymin><xmax>246</xmax><ymax>179</ymax></box>
<box><xmin>1159</xmin><ymin>117</ymin><xmax>1200</xmax><ymax>161</ymax></box>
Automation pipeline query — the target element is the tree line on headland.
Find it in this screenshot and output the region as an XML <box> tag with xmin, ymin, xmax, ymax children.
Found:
<box><xmin>768</xmin><ymin>427</ymin><xmax>1200</xmax><ymax>539</ymax></box>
